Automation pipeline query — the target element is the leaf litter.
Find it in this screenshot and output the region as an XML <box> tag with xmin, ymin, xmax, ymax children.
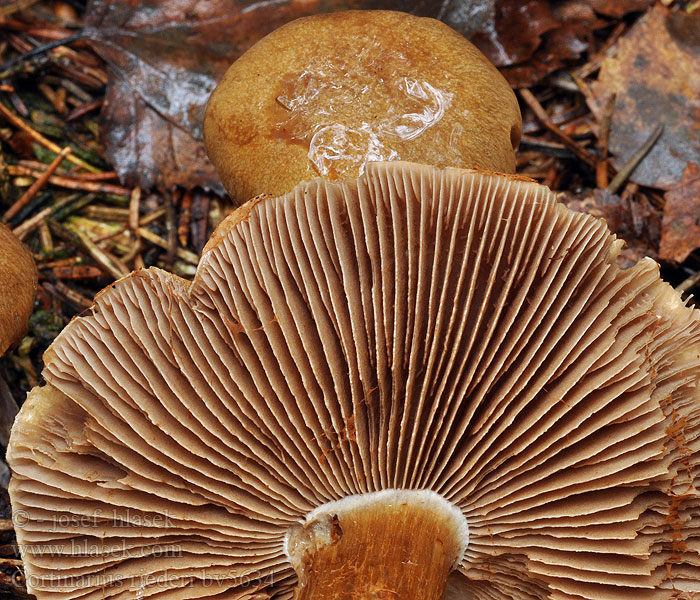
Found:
<box><xmin>588</xmin><ymin>3</ymin><xmax>700</xmax><ymax>191</ymax></box>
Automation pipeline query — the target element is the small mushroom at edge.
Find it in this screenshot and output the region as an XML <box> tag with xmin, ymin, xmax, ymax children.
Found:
<box><xmin>0</xmin><ymin>224</ymin><xmax>37</xmax><ymax>356</ymax></box>
<box><xmin>0</xmin><ymin>224</ymin><xmax>36</xmax><ymax>487</ymax></box>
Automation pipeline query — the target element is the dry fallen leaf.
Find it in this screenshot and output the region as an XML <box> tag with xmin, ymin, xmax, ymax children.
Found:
<box><xmin>587</xmin><ymin>0</ymin><xmax>651</xmax><ymax>18</ymax></box>
<box><xmin>561</xmin><ymin>188</ymin><xmax>661</xmax><ymax>268</ymax></box>
<box><xmin>468</xmin><ymin>0</ymin><xmax>652</xmax><ymax>88</ymax></box>
<box><xmin>468</xmin><ymin>0</ymin><xmax>635</xmax><ymax>88</ymax></box>
<box><xmin>469</xmin><ymin>0</ymin><xmax>559</xmax><ymax>68</ymax></box>
<box><xmin>589</xmin><ymin>4</ymin><xmax>700</xmax><ymax>190</ymax></box>
<box><xmin>659</xmin><ymin>162</ymin><xmax>700</xmax><ymax>263</ymax></box>
<box><xmin>99</xmin><ymin>82</ymin><xmax>222</xmax><ymax>193</ymax></box>
<box><xmin>498</xmin><ymin>15</ymin><xmax>594</xmax><ymax>88</ymax></box>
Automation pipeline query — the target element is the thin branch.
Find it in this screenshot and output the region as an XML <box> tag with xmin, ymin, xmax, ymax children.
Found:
<box><xmin>518</xmin><ymin>88</ymin><xmax>599</xmax><ymax>169</ymax></box>
<box><xmin>606</xmin><ymin>125</ymin><xmax>664</xmax><ymax>195</ymax></box>
<box><xmin>3</xmin><ymin>147</ymin><xmax>70</xmax><ymax>222</ymax></box>
<box><xmin>0</xmin><ymin>30</ymin><xmax>89</xmax><ymax>73</ymax></box>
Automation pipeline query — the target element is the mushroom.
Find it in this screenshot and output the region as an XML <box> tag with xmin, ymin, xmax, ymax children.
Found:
<box><xmin>0</xmin><ymin>224</ymin><xmax>37</xmax><ymax>356</ymax></box>
<box><xmin>203</xmin><ymin>10</ymin><xmax>522</xmax><ymax>204</ymax></box>
<box><xmin>0</xmin><ymin>224</ymin><xmax>36</xmax><ymax>491</ymax></box>
<box><xmin>8</xmin><ymin>161</ymin><xmax>700</xmax><ymax>599</ymax></box>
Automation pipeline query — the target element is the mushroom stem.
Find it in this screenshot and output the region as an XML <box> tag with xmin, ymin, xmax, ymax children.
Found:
<box><xmin>286</xmin><ymin>490</ymin><xmax>468</xmax><ymax>600</ymax></box>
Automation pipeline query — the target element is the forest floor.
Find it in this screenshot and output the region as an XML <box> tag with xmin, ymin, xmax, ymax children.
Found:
<box><xmin>0</xmin><ymin>0</ymin><xmax>699</xmax><ymax>596</ymax></box>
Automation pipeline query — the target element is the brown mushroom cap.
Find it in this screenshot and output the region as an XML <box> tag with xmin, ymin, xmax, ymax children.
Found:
<box><xmin>0</xmin><ymin>224</ymin><xmax>37</xmax><ymax>355</ymax></box>
<box><xmin>204</xmin><ymin>10</ymin><xmax>522</xmax><ymax>203</ymax></box>
<box><xmin>8</xmin><ymin>162</ymin><xmax>700</xmax><ymax>599</ymax></box>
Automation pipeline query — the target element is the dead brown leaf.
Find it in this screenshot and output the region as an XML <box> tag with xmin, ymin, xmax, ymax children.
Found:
<box><xmin>659</xmin><ymin>162</ymin><xmax>700</xmax><ymax>263</ymax></box>
<box><xmin>587</xmin><ymin>0</ymin><xmax>651</xmax><ymax>18</ymax></box>
<box><xmin>470</xmin><ymin>0</ymin><xmax>614</xmax><ymax>88</ymax></box>
<box><xmin>499</xmin><ymin>18</ymin><xmax>592</xmax><ymax>88</ymax></box>
<box><xmin>562</xmin><ymin>188</ymin><xmax>660</xmax><ymax>268</ymax></box>
<box><xmin>470</xmin><ymin>0</ymin><xmax>559</xmax><ymax>68</ymax></box>
<box><xmin>589</xmin><ymin>4</ymin><xmax>700</xmax><ymax>190</ymax></box>
<box><xmin>99</xmin><ymin>83</ymin><xmax>220</xmax><ymax>192</ymax></box>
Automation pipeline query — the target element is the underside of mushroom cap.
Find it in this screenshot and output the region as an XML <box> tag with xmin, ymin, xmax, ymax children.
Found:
<box><xmin>8</xmin><ymin>162</ymin><xmax>700</xmax><ymax>599</ymax></box>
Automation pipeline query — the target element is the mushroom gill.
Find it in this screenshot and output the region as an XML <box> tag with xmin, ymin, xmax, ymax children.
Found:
<box><xmin>8</xmin><ymin>162</ymin><xmax>700</xmax><ymax>599</ymax></box>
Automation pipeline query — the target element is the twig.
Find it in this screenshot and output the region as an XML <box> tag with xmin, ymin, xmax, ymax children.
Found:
<box><xmin>0</xmin><ymin>0</ymin><xmax>40</xmax><ymax>18</ymax></box>
<box><xmin>165</xmin><ymin>192</ymin><xmax>177</xmax><ymax>269</ymax></box>
<box><xmin>518</xmin><ymin>88</ymin><xmax>598</xmax><ymax>169</ymax></box>
<box><xmin>41</xmin><ymin>257</ymin><xmax>80</xmax><ymax>269</ymax></box>
<box><xmin>178</xmin><ymin>190</ymin><xmax>192</xmax><ymax>247</ymax></box>
<box><xmin>139</xmin><ymin>207</ymin><xmax>167</xmax><ymax>226</ymax></box>
<box><xmin>128</xmin><ymin>187</ymin><xmax>142</xmax><ymax>267</ymax></box>
<box><xmin>81</xmin><ymin>206</ymin><xmax>129</xmax><ymax>221</ymax></box>
<box><xmin>12</xmin><ymin>194</ymin><xmax>89</xmax><ymax>240</ymax></box>
<box><xmin>0</xmin><ymin>31</ymin><xmax>89</xmax><ymax>73</ymax></box>
<box><xmin>68</xmin><ymin>171</ymin><xmax>118</xmax><ymax>182</ymax></box>
<box><xmin>88</xmin><ymin>225</ymin><xmax>127</xmax><ymax>244</ymax></box>
<box><xmin>606</xmin><ymin>125</ymin><xmax>664</xmax><ymax>195</ymax></box>
<box><xmin>3</xmin><ymin>147</ymin><xmax>70</xmax><ymax>222</ymax></box>
<box><xmin>23</xmin><ymin>26</ymin><xmax>78</xmax><ymax>41</ymax></box>
<box><xmin>0</xmin><ymin>102</ymin><xmax>99</xmax><ymax>172</ymax></box>
<box><xmin>50</xmin><ymin>265</ymin><xmax>103</xmax><ymax>280</ymax></box>
<box><xmin>13</xmin><ymin>205</ymin><xmax>52</xmax><ymax>241</ymax></box>
<box><xmin>128</xmin><ymin>187</ymin><xmax>141</xmax><ymax>232</ymax></box>
<box><xmin>193</xmin><ymin>191</ymin><xmax>210</xmax><ymax>254</ymax></box>
<box><xmin>38</xmin><ymin>220</ymin><xmax>53</xmax><ymax>251</ymax></box>
<box><xmin>55</xmin><ymin>64</ymin><xmax>106</xmax><ymax>90</ymax></box>
<box><xmin>676</xmin><ymin>270</ymin><xmax>700</xmax><ymax>294</ymax></box>
<box><xmin>38</xmin><ymin>82</ymin><xmax>66</xmax><ymax>115</ymax></box>
<box><xmin>7</xmin><ymin>87</ymin><xmax>27</xmax><ymax>116</ymax></box>
<box><xmin>58</xmin><ymin>77</ymin><xmax>92</xmax><ymax>102</ymax></box>
<box><xmin>576</xmin><ymin>21</ymin><xmax>627</xmax><ymax>79</ymax></box>
<box><xmin>51</xmin><ymin>194</ymin><xmax>95</xmax><ymax>220</ymax></box>
<box><xmin>65</xmin><ymin>225</ymin><xmax>129</xmax><ymax>279</ymax></box>
<box><xmin>66</xmin><ymin>98</ymin><xmax>103</xmax><ymax>121</ymax></box>
<box><xmin>7</xmin><ymin>165</ymin><xmax>129</xmax><ymax>195</ymax></box>
<box><xmin>52</xmin><ymin>280</ymin><xmax>92</xmax><ymax>310</ymax></box>
<box><xmin>519</xmin><ymin>136</ymin><xmax>575</xmax><ymax>159</ymax></box>
<box><xmin>596</xmin><ymin>93</ymin><xmax>616</xmax><ymax>189</ymax></box>
<box><xmin>51</xmin><ymin>44</ymin><xmax>102</xmax><ymax>69</ymax></box>
<box><xmin>121</xmin><ymin>238</ymin><xmax>144</xmax><ymax>268</ymax></box>
<box><xmin>549</xmin><ymin>74</ymin><xmax>580</xmax><ymax>94</ymax></box>
<box><xmin>138</xmin><ymin>227</ymin><xmax>200</xmax><ymax>265</ymax></box>
<box><xmin>17</xmin><ymin>162</ymin><xmax>118</xmax><ymax>182</ymax></box>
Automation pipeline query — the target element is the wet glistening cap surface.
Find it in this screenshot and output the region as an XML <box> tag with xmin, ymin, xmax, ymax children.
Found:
<box><xmin>204</xmin><ymin>10</ymin><xmax>522</xmax><ymax>203</ymax></box>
